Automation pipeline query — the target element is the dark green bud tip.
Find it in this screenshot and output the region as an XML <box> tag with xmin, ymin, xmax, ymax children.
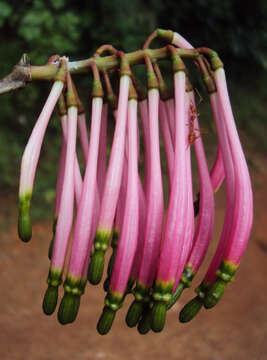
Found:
<box><xmin>42</xmin><ymin>286</ymin><xmax>58</xmax><ymax>315</ymax></box>
<box><xmin>18</xmin><ymin>209</ymin><xmax>32</xmax><ymax>242</ymax></box>
<box><xmin>97</xmin><ymin>306</ymin><xmax>116</xmax><ymax>335</ymax></box>
<box><xmin>103</xmin><ymin>278</ymin><xmax>110</xmax><ymax>292</ymax></box>
<box><xmin>57</xmin><ymin>293</ymin><xmax>81</xmax><ymax>325</ymax></box>
<box><xmin>52</xmin><ymin>217</ymin><xmax>57</xmax><ymax>235</ymax></box>
<box><xmin>137</xmin><ymin>311</ymin><xmax>152</xmax><ymax>335</ymax></box>
<box><xmin>167</xmin><ymin>282</ymin><xmax>185</xmax><ymax>310</ymax></box>
<box><xmin>179</xmin><ymin>296</ymin><xmax>203</xmax><ymax>323</ymax></box>
<box><xmin>126</xmin><ymin>301</ymin><xmax>144</xmax><ymax>327</ymax></box>
<box><xmin>87</xmin><ymin>250</ymin><xmax>105</xmax><ymax>285</ymax></box>
<box><xmin>151</xmin><ymin>302</ymin><xmax>167</xmax><ymax>333</ymax></box>
<box><xmin>107</xmin><ymin>251</ymin><xmax>116</xmax><ymax>277</ymax></box>
<box><xmin>204</xmin><ymin>279</ymin><xmax>226</xmax><ymax>309</ymax></box>
<box><xmin>48</xmin><ymin>238</ymin><xmax>54</xmax><ymax>260</ymax></box>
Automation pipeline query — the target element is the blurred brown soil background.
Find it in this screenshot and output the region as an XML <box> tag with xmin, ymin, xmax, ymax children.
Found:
<box><xmin>0</xmin><ymin>152</ymin><xmax>266</xmax><ymax>360</ymax></box>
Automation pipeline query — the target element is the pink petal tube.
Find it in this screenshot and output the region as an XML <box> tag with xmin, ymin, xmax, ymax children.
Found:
<box><xmin>179</xmin><ymin>86</ymin><xmax>236</xmax><ymax>322</ymax></box>
<box><xmin>171</xmin><ymin>31</ymin><xmax>225</xmax><ymax>192</ymax></box>
<box><xmin>18</xmin><ymin>80</ymin><xmax>64</xmax><ymax>242</ymax></box>
<box><xmin>50</xmin><ymin>105</ymin><xmax>78</xmax><ymax>273</ymax></box>
<box><xmin>155</xmin><ymin>71</ymin><xmax>187</xmax><ymax>285</ymax></box>
<box><xmin>179</xmin><ymin>92</ymin><xmax>215</xmax><ymax>285</ymax></box>
<box><xmin>97</xmin><ymin>75</ymin><xmax>130</xmax><ymax>230</ymax></box>
<box><xmin>58</xmin><ymin>114</ymin><xmax>83</xmax><ymax>208</ymax></box>
<box><xmin>97</xmin><ymin>96</ymin><xmax>140</xmax><ymax>335</ymax></box>
<box><xmin>130</xmin><ymin>178</ymin><xmax>146</xmax><ymax>281</ymax></box>
<box><xmin>67</xmin><ymin>97</ymin><xmax>103</xmax><ymax>280</ymax></box>
<box><xmin>77</xmin><ymin>112</ymin><xmax>89</xmax><ymax>163</ymax></box>
<box><xmin>54</xmin><ymin>115</ymin><xmax>68</xmax><ymax>217</ymax></box>
<box><xmin>204</xmin><ymin>92</ymin><xmax>235</xmax><ymax>286</ymax></box>
<box><xmin>109</xmin><ymin>97</ymin><xmax>139</xmax><ymax>296</ymax></box>
<box><xmin>202</xmin><ymin>69</ymin><xmax>253</xmax><ymax>309</ymax></box>
<box><xmin>136</xmin><ymin>88</ymin><xmax>164</xmax><ymax>288</ymax></box>
<box><xmin>139</xmin><ymin>99</ymin><xmax>150</xmax><ymax>196</ymax></box>
<box><xmin>97</xmin><ymin>103</ymin><xmax>108</xmax><ymax>200</ymax></box>
<box><xmin>88</xmin><ymin>75</ymin><xmax>130</xmax><ymax>285</ymax></box>
<box><xmin>159</xmin><ymin>99</ymin><xmax>174</xmax><ymax>183</ymax></box>
<box><xmin>151</xmin><ymin>70</ymin><xmax>187</xmax><ymax>332</ymax></box>
<box><xmin>166</xmin><ymin>98</ymin><xmax>175</xmax><ymax>147</ymax></box>
<box><xmin>210</xmin><ymin>146</ymin><xmax>224</xmax><ymax>192</ymax></box>
<box><xmin>215</xmin><ymin>68</ymin><xmax>253</xmax><ymax>266</ymax></box>
<box><xmin>173</xmin><ymin>92</ymin><xmax>195</xmax><ymax>290</ymax></box>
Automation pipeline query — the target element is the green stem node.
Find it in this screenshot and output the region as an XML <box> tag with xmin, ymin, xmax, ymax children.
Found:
<box><xmin>204</xmin><ymin>261</ymin><xmax>237</xmax><ymax>309</ymax></box>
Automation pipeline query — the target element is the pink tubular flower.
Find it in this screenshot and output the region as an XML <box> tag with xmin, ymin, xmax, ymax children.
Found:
<box><xmin>97</xmin><ymin>103</ymin><xmax>108</xmax><ymax>200</ymax></box>
<box><xmin>18</xmin><ymin>59</ymin><xmax>66</xmax><ymax>242</ymax></box>
<box><xmin>168</xmin><ymin>90</ymin><xmax>215</xmax><ymax>309</ymax></box>
<box><xmin>203</xmin><ymin>65</ymin><xmax>253</xmax><ymax>308</ymax></box>
<box><xmin>97</xmin><ymin>83</ymin><xmax>139</xmax><ymax>335</ymax></box>
<box><xmin>179</xmin><ymin>82</ymin><xmax>236</xmax><ymax>322</ymax></box>
<box><xmin>125</xmin><ymin>58</ymin><xmax>164</xmax><ymax>329</ymax></box>
<box><xmin>157</xmin><ymin>29</ymin><xmax>225</xmax><ymax>195</ymax></box>
<box><xmin>88</xmin><ymin>54</ymin><xmax>131</xmax><ymax>285</ymax></box>
<box><xmin>139</xmin><ymin>98</ymin><xmax>150</xmax><ymax>195</ymax></box>
<box><xmin>210</xmin><ymin>146</ymin><xmax>224</xmax><ymax>192</ymax></box>
<box><xmin>57</xmin><ymin>73</ymin><xmax>104</xmax><ymax>324</ymax></box>
<box><xmin>42</xmin><ymin>72</ymin><xmax>78</xmax><ymax>316</ymax></box>
<box><xmin>150</xmin><ymin>53</ymin><xmax>187</xmax><ymax>332</ymax></box>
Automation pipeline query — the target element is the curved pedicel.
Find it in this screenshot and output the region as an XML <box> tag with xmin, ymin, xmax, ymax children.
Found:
<box><xmin>88</xmin><ymin>58</ymin><xmax>131</xmax><ymax>285</ymax></box>
<box><xmin>18</xmin><ymin>61</ymin><xmax>66</xmax><ymax>243</ymax></box>
<box><xmin>98</xmin><ymin>89</ymin><xmax>139</xmax><ymax>335</ymax></box>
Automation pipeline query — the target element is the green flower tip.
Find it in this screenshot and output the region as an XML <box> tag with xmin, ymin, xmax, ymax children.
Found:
<box><xmin>48</xmin><ymin>238</ymin><xmax>54</xmax><ymax>260</ymax></box>
<box><xmin>137</xmin><ymin>311</ymin><xmax>151</xmax><ymax>335</ymax></box>
<box><xmin>204</xmin><ymin>279</ymin><xmax>226</xmax><ymax>309</ymax></box>
<box><xmin>18</xmin><ymin>209</ymin><xmax>32</xmax><ymax>242</ymax></box>
<box><xmin>87</xmin><ymin>250</ymin><xmax>105</xmax><ymax>285</ymax></box>
<box><xmin>42</xmin><ymin>286</ymin><xmax>58</xmax><ymax>316</ymax></box>
<box><xmin>151</xmin><ymin>302</ymin><xmax>167</xmax><ymax>333</ymax></box>
<box><xmin>179</xmin><ymin>296</ymin><xmax>203</xmax><ymax>323</ymax></box>
<box><xmin>126</xmin><ymin>301</ymin><xmax>144</xmax><ymax>328</ymax></box>
<box><xmin>97</xmin><ymin>306</ymin><xmax>116</xmax><ymax>335</ymax></box>
<box><xmin>167</xmin><ymin>282</ymin><xmax>185</xmax><ymax>310</ymax></box>
<box><xmin>57</xmin><ymin>293</ymin><xmax>81</xmax><ymax>325</ymax></box>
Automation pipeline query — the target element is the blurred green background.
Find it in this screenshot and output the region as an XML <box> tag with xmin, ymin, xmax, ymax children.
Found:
<box><xmin>0</xmin><ymin>0</ymin><xmax>266</xmax><ymax>220</ymax></box>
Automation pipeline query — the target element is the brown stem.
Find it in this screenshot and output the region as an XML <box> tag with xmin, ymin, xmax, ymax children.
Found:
<box><xmin>0</xmin><ymin>64</ymin><xmax>31</xmax><ymax>95</ymax></box>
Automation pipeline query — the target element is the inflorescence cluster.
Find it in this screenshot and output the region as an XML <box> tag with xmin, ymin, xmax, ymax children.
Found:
<box><xmin>16</xmin><ymin>29</ymin><xmax>253</xmax><ymax>335</ymax></box>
